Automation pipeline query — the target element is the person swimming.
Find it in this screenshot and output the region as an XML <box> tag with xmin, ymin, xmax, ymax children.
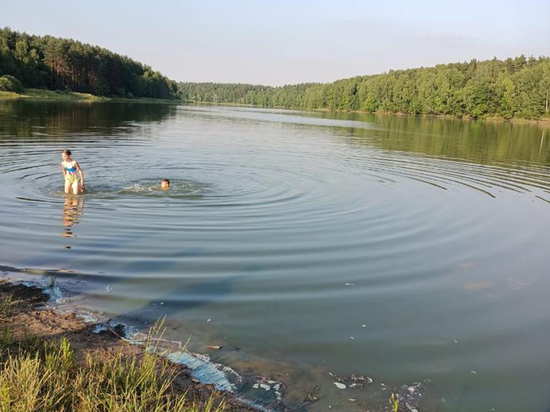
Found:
<box><xmin>61</xmin><ymin>150</ymin><xmax>85</xmax><ymax>194</ymax></box>
<box><xmin>161</xmin><ymin>179</ymin><xmax>170</xmax><ymax>190</ymax></box>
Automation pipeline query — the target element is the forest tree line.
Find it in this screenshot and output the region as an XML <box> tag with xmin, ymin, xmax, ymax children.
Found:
<box><xmin>0</xmin><ymin>27</ymin><xmax>177</xmax><ymax>99</ymax></box>
<box><xmin>179</xmin><ymin>56</ymin><xmax>550</xmax><ymax>120</ymax></box>
<box><xmin>1</xmin><ymin>27</ymin><xmax>548</xmax><ymax>119</ymax></box>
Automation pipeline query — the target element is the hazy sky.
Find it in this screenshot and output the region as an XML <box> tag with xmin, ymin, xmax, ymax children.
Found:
<box><xmin>3</xmin><ymin>0</ymin><xmax>549</xmax><ymax>86</ymax></box>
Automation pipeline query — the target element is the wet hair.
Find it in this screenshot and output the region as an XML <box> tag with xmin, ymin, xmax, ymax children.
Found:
<box><xmin>62</xmin><ymin>149</ymin><xmax>72</xmax><ymax>156</ymax></box>
<box><xmin>162</xmin><ymin>179</ymin><xmax>170</xmax><ymax>185</ymax></box>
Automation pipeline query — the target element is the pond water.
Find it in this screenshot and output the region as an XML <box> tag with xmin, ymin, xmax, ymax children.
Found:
<box><xmin>1</xmin><ymin>100</ymin><xmax>549</xmax><ymax>411</ymax></box>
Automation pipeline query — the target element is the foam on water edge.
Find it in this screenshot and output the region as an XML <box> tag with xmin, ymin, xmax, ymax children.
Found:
<box><xmin>2</xmin><ymin>274</ymin><xmax>275</xmax><ymax>412</ymax></box>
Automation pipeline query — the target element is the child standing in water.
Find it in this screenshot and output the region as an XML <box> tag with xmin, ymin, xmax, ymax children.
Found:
<box><xmin>61</xmin><ymin>150</ymin><xmax>85</xmax><ymax>194</ymax></box>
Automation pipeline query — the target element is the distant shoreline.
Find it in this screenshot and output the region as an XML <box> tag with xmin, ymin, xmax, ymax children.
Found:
<box><xmin>184</xmin><ymin>100</ymin><xmax>550</xmax><ymax>127</ymax></box>
<box><xmin>2</xmin><ymin>90</ymin><xmax>548</xmax><ymax>126</ymax></box>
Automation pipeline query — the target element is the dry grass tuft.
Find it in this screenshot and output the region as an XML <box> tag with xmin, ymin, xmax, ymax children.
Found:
<box><xmin>0</xmin><ymin>330</ymin><xmax>225</xmax><ymax>412</ymax></box>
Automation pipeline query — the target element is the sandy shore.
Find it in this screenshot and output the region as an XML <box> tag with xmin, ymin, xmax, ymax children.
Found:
<box><xmin>0</xmin><ymin>279</ymin><xmax>259</xmax><ymax>411</ymax></box>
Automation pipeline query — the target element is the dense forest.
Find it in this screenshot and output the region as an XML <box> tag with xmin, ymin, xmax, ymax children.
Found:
<box><xmin>0</xmin><ymin>27</ymin><xmax>177</xmax><ymax>99</ymax></box>
<box><xmin>2</xmin><ymin>27</ymin><xmax>548</xmax><ymax>119</ymax></box>
<box><xmin>179</xmin><ymin>56</ymin><xmax>550</xmax><ymax>120</ymax></box>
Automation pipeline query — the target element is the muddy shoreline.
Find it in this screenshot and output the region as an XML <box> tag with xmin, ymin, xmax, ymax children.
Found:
<box><xmin>0</xmin><ymin>278</ymin><xmax>262</xmax><ymax>411</ymax></box>
<box><xmin>0</xmin><ymin>268</ymin><xmax>429</xmax><ymax>412</ymax></box>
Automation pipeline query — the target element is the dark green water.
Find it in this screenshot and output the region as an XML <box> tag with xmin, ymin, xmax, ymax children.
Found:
<box><xmin>1</xmin><ymin>100</ymin><xmax>549</xmax><ymax>411</ymax></box>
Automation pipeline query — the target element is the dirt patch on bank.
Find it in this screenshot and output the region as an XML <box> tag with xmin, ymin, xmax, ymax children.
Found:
<box><xmin>0</xmin><ymin>280</ymin><xmax>258</xmax><ymax>411</ymax></box>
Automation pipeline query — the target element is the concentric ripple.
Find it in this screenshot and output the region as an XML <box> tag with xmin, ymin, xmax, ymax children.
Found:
<box><xmin>1</xmin><ymin>101</ymin><xmax>550</xmax><ymax>412</ymax></box>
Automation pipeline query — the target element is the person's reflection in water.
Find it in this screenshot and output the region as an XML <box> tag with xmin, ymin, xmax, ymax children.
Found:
<box><xmin>62</xmin><ymin>197</ymin><xmax>85</xmax><ymax>239</ymax></box>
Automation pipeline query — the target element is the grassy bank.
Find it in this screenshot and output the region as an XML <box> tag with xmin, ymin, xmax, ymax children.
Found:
<box><xmin>0</xmin><ymin>280</ymin><xmax>256</xmax><ymax>412</ymax></box>
<box><xmin>0</xmin><ymin>88</ymin><xmax>180</xmax><ymax>104</ymax></box>
<box><xmin>0</xmin><ymin>337</ymin><xmax>222</xmax><ymax>412</ymax></box>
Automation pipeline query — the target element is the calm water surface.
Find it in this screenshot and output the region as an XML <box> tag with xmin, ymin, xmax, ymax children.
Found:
<box><xmin>1</xmin><ymin>101</ymin><xmax>549</xmax><ymax>411</ymax></box>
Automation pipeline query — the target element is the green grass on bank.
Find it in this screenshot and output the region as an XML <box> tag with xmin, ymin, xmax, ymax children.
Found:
<box><xmin>0</xmin><ymin>88</ymin><xmax>103</xmax><ymax>101</ymax></box>
<box><xmin>0</xmin><ymin>91</ymin><xmax>23</xmax><ymax>99</ymax></box>
<box><xmin>0</xmin><ymin>88</ymin><xmax>180</xmax><ymax>104</ymax></box>
<box><xmin>0</xmin><ymin>332</ymin><xmax>225</xmax><ymax>412</ymax></box>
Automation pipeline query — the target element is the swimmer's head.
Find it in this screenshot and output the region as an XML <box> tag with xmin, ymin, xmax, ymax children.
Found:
<box><xmin>161</xmin><ymin>179</ymin><xmax>170</xmax><ymax>190</ymax></box>
<box><xmin>61</xmin><ymin>149</ymin><xmax>72</xmax><ymax>161</ymax></box>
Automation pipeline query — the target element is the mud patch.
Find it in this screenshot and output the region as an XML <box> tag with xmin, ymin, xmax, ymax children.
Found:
<box><xmin>0</xmin><ymin>279</ymin><xmax>259</xmax><ymax>411</ymax></box>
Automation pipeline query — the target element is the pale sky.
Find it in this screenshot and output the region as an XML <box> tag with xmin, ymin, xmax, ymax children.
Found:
<box><xmin>2</xmin><ymin>0</ymin><xmax>549</xmax><ymax>86</ymax></box>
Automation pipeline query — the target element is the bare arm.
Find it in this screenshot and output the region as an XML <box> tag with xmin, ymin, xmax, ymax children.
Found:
<box><xmin>75</xmin><ymin>162</ymin><xmax>85</xmax><ymax>187</ymax></box>
<box><xmin>61</xmin><ymin>162</ymin><xmax>67</xmax><ymax>179</ymax></box>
